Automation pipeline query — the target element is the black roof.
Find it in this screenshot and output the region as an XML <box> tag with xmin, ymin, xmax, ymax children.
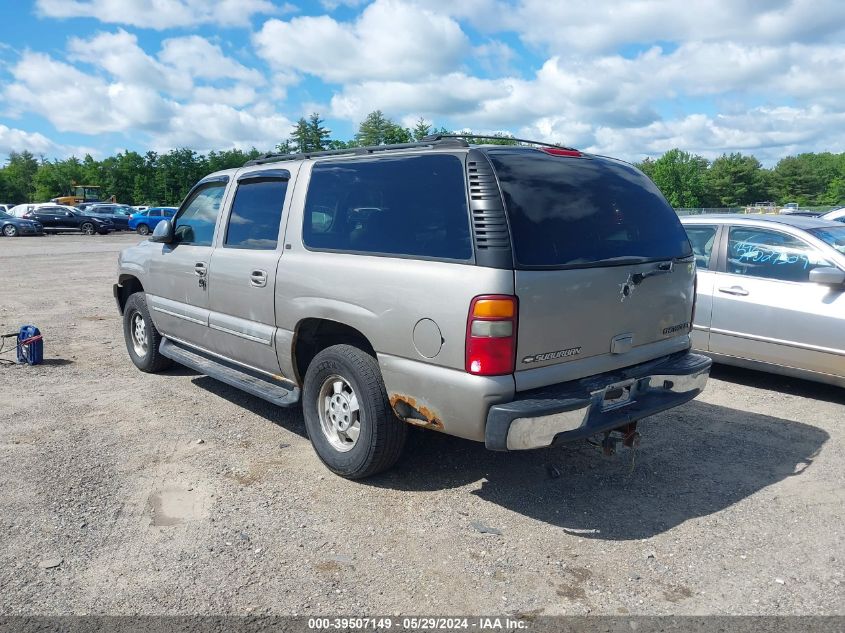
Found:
<box><xmin>682</xmin><ymin>213</ymin><xmax>843</xmax><ymax>230</ymax></box>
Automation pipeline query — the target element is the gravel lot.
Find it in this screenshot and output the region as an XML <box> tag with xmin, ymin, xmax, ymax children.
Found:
<box><xmin>0</xmin><ymin>233</ymin><xmax>843</xmax><ymax>616</ymax></box>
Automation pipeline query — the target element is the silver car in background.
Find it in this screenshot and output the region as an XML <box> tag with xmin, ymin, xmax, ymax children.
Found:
<box><xmin>682</xmin><ymin>214</ymin><xmax>845</xmax><ymax>387</ymax></box>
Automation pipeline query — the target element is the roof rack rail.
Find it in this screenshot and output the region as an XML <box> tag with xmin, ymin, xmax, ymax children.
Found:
<box><xmin>243</xmin><ymin>137</ymin><xmax>469</xmax><ymax>166</ymax></box>
<box><xmin>421</xmin><ymin>133</ymin><xmax>577</xmax><ymax>151</ymax></box>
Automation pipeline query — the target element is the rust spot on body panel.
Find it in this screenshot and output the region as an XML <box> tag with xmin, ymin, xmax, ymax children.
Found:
<box><xmin>389</xmin><ymin>394</ymin><xmax>445</xmax><ymax>431</ymax></box>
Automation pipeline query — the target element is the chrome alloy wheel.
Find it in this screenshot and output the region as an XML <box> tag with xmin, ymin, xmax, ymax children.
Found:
<box><xmin>317</xmin><ymin>374</ymin><xmax>361</xmax><ymax>452</ymax></box>
<box><xmin>130</xmin><ymin>311</ymin><xmax>149</xmax><ymax>357</ymax></box>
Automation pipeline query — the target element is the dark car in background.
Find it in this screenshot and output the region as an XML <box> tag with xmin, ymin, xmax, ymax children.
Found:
<box><xmin>128</xmin><ymin>207</ymin><xmax>177</xmax><ymax>235</ymax></box>
<box><xmin>85</xmin><ymin>203</ymin><xmax>134</xmax><ymax>230</ymax></box>
<box><xmin>24</xmin><ymin>205</ymin><xmax>114</xmax><ymax>235</ymax></box>
<box><xmin>1</xmin><ymin>210</ymin><xmax>44</xmax><ymax>237</ymax></box>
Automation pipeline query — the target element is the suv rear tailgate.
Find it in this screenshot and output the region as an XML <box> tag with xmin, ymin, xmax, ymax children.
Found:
<box><xmin>486</xmin><ymin>148</ymin><xmax>695</xmax><ymax>390</ymax></box>
<box><xmin>514</xmin><ymin>261</ymin><xmax>695</xmax><ymax>389</ymax></box>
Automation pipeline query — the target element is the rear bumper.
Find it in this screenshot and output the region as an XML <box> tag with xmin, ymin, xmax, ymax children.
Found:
<box><xmin>485</xmin><ymin>351</ymin><xmax>711</xmax><ymax>451</ymax></box>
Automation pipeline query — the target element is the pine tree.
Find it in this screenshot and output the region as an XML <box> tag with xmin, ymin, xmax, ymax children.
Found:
<box><xmin>290</xmin><ymin>118</ymin><xmax>311</xmax><ymax>153</ymax></box>
<box><xmin>307</xmin><ymin>113</ymin><xmax>331</xmax><ymax>151</ymax></box>
<box><xmin>412</xmin><ymin>117</ymin><xmax>431</xmax><ymax>141</ymax></box>
<box><xmin>355</xmin><ymin>110</ymin><xmax>390</xmax><ymax>146</ymax></box>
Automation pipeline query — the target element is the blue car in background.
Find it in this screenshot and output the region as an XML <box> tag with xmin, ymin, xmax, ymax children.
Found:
<box><xmin>128</xmin><ymin>207</ymin><xmax>177</xmax><ymax>235</ymax></box>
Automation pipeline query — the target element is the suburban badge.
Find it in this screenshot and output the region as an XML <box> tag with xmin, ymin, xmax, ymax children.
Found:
<box><xmin>522</xmin><ymin>347</ymin><xmax>582</xmax><ymax>364</ymax></box>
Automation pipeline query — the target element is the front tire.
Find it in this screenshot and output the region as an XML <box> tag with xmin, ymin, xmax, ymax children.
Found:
<box><xmin>123</xmin><ymin>292</ymin><xmax>172</xmax><ymax>373</ymax></box>
<box><xmin>303</xmin><ymin>344</ymin><xmax>406</xmax><ymax>479</ymax></box>
<box><xmin>2</xmin><ymin>224</ymin><xmax>18</xmax><ymax>237</ymax></box>
<box><xmin>137</xmin><ymin>224</ymin><xmax>150</xmax><ymax>236</ymax></box>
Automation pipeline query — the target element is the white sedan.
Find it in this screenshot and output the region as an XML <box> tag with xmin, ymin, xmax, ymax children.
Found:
<box><xmin>682</xmin><ymin>214</ymin><xmax>845</xmax><ymax>388</ymax></box>
<box><xmin>822</xmin><ymin>207</ymin><xmax>845</xmax><ymax>223</ymax></box>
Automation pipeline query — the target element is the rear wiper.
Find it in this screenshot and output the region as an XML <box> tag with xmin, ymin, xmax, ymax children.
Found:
<box><xmin>631</xmin><ymin>261</ymin><xmax>674</xmax><ymax>285</ymax></box>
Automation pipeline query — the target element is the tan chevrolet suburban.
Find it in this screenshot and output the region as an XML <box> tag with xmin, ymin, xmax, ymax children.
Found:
<box><xmin>114</xmin><ymin>135</ymin><xmax>711</xmax><ymax>478</ymax></box>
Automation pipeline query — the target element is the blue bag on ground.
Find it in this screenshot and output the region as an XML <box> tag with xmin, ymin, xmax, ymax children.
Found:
<box><xmin>17</xmin><ymin>325</ymin><xmax>43</xmax><ymax>365</ymax></box>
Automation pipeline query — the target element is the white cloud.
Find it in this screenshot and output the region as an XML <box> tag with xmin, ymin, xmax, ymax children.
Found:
<box><xmin>327</xmin><ymin>31</ymin><xmax>845</xmax><ymax>164</ymax></box>
<box><xmin>474</xmin><ymin>40</ymin><xmax>518</xmax><ymax>76</ymax></box>
<box><xmin>587</xmin><ymin>106</ymin><xmax>845</xmax><ymax>164</ymax></box>
<box><xmin>67</xmin><ymin>29</ymin><xmax>187</xmax><ymax>95</ymax></box>
<box><xmin>158</xmin><ymin>36</ymin><xmax>264</xmax><ymax>85</ymax></box>
<box><xmin>431</xmin><ymin>0</ymin><xmax>845</xmax><ymax>53</ymax></box>
<box><xmin>254</xmin><ymin>0</ymin><xmax>469</xmax><ymax>83</ymax></box>
<box><xmin>0</xmin><ymin>124</ymin><xmax>98</xmax><ymax>159</ymax></box>
<box><xmin>0</xmin><ymin>124</ymin><xmax>61</xmax><ymax>157</ymax></box>
<box><xmin>5</xmin><ymin>52</ymin><xmax>174</xmax><ymax>134</ymax></box>
<box><xmin>9</xmin><ymin>0</ymin><xmax>845</xmax><ymax>165</ymax></box>
<box><xmin>4</xmin><ymin>44</ymin><xmax>288</xmax><ymax>153</ymax></box>
<box><xmin>35</xmin><ymin>0</ymin><xmax>280</xmax><ymax>29</ymax></box>
<box><xmin>149</xmin><ymin>102</ymin><xmax>292</xmax><ymax>152</ymax></box>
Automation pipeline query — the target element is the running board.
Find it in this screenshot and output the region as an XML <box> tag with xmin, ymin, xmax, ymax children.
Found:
<box><xmin>159</xmin><ymin>338</ymin><xmax>300</xmax><ymax>407</ymax></box>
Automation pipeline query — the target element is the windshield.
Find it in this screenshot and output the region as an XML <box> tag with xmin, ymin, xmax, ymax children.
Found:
<box><xmin>810</xmin><ymin>226</ymin><xmax>845</xmax><ymax>256</ymax></box>
<box><xmin>488</xmin><ymin>149</ymin><xmax>693</xmax><ymax>268</ymax></box>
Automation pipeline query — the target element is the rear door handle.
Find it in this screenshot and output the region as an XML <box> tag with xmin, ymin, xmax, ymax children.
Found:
<box><xmin>194</xmin><ymin>262</ymin><xmax>207</xmax><ymax>277</ymax></box>
<box><xmin>718</xmin><ymin>285</ymin><xmax>749</xmax><ymax>296</ymax></box>
<box><xmin>250</xmin><ymin>269</ymin><xmax>268</xmax><ymax>287</ymax></box>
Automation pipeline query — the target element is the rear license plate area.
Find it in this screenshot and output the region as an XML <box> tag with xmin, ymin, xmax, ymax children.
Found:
<box><xmin>601</xmin><ymin>380</ymin><xmax>634</xmax><ymax>411</ymax></box>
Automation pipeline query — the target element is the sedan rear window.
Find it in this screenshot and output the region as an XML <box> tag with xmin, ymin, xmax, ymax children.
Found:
<box><xmin>809</xmin><ymin>226</ymin><xmax>845</xmax><ymax>256</ymax></box>
<box><xmin>488</xmin><ymin>150</ymin><xmax>692</xmax><ymax>268</ymax></box>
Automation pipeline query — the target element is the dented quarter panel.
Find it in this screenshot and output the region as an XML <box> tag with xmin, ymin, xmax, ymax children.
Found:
<box><xmin>378</xmin><ymin>353</ymin><xmax>514</xmax><ymax>441</ymax></box>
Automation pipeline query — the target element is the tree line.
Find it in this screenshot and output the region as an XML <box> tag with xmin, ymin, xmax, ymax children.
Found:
<box><xmin>1</xmin><ymin>110</ymin><xmax>843</xmax><ymax>209</ymax></box>
<box><xmin>636</xmin><ymin>148</ymin><xmax>845</xmax><ymax>209</ymax></box>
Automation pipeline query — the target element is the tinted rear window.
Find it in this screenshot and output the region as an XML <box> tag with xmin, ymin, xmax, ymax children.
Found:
<box><xmin>488</xmin><ymin>150</ymin><xmax>692</xmax><ymax>268</ymax></box>
<box><xmin>302</xmin><ymin>154</ymin><xmax>471</xmax><ymax>260</ymax></box>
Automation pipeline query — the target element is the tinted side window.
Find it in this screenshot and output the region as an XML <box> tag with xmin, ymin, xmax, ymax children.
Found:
<box><xmin>302</xmin><ymin>155</ymin><xmax>471</xmax><ymax>260</ymax></box>
<box><xmin>489</xmin><ymin>150</ymin><xmax>692</xmax><ymax>267</ymax></box>
<box><xmin>224</xmin><ymin>179</ymin><xmax>288</xmax><ymax>250</ymax></box>
<box><xmin>685</xmin><ymin>225</ymin><xmax>718</xmax><ymax>269</ymax></box>
<box><xmin>727</xmin><ymin>227</ymin><xmax>832</xmax><ymax>282</ymax></box>
<box><xmin>148</xmin><ymin>209</ymin><xmax>161</xmax><ymax>217</ymax></box>
<box><xmin>174</xmin><ymin>183</ymin><xmax>226</xmax><ymax>246</ymax></box>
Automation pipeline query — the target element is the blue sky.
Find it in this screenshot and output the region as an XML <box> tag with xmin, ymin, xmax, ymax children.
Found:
<box><xmin>1</xmin><ymin>0</ymin><xmax>844</xmax><ymax>165</ymax></box>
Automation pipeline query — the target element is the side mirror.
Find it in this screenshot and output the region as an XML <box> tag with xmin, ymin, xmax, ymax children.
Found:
<box><xmin>809</xmin><ymin>266</ymin><xmax>845</xmax><ymax>286</ymax></box>
<box><xmin>150</xmin><ymin>219</ymin><xmax>174</xmax><ymax>243</ymax></box>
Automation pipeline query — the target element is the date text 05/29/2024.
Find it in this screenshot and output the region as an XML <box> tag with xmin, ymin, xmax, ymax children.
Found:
<box><xmin>307</xmin><ymin>617</ymin><xmax>529</xmax><ymax>630</ymax></box>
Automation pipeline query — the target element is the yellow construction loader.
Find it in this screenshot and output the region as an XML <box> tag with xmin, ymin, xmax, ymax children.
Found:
<box><xmin>52</xmin><ymin>184</ymin><xmax>116</xmax><ymax>207</ymax></box>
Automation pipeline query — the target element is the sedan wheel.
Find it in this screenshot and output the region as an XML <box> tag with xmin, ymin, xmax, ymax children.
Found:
<box><xmin>2</xmin><ymin>224</ymin><xmax>18</xmax><ymax>237</ymax></box>
<box><xmin>81</xmin><ymin>222</ymin><xmax>95</xmax><ymax>235</ymax></box>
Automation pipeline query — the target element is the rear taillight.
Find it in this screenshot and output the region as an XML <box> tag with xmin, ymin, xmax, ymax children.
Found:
<box><xmin>466</xmin><ymin>295</ymin><xmax>518</xmax><ymax>376</ymax></box>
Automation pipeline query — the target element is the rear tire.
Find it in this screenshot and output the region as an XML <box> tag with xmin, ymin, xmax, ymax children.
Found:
<box><xmin>81</xmin><ymin>222</ymin><xmax>95</xmax><ymax>235</ymax></box>
<box><xmin>303</xmin><ymin>344</ymin><xmax>406</xmax><ymax>479</ymax></box>
<box><xmin>137</xmin><ymin>224</ymin><xmax>150</xmax><ymax>236</ymax></box>
<box><xmin>123</xmin><ymin>292</ymin><xmax>172</xmax><ymax>373</ymax></box>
